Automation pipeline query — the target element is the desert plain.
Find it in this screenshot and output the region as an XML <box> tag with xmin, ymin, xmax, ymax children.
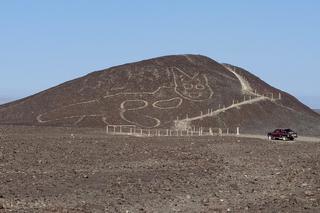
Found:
<box><xmin>0</xmin><ymin>125</ymin><xmax>320</xmax><ymax>212</ymax></box>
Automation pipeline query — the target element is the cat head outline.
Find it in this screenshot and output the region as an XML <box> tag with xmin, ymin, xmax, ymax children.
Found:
<box><xmin>171</xmin><ymin>67</ymin><xmax>213</xmax><ymax>101</ymax></box>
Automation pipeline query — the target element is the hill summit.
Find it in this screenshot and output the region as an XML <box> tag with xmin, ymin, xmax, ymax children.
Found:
<box><xmin>1</xmin><ymin>54</ymin><xmax>320</xmax><ymax>135</ymax></box>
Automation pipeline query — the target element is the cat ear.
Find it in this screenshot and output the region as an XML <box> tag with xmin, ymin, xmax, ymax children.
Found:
<box><xmin>171</xmin><ymin>67</ymin><xmax>181</xmax><ymax>73</ymax></box>
<box><xmin>179</xmin><ymin>75</ymin><xmax>186</xmax><ymax>81</ymax></box>
<box><xmin>171</xmin><ymin>67</ymin><xmax>191</xmax><ymax>79</ymax></box>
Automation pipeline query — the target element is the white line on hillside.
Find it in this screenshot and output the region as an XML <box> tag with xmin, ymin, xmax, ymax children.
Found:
<box><xmin>223</xmin><ymin>65</ymin><xmax>254</xmax><ymax>95</ymax></box>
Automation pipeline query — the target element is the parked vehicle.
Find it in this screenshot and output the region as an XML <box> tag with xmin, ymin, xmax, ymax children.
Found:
<box><xmin>267</xmin><ymin>129</ymin><xmax>298</xmax><ymax>141</ymax></box>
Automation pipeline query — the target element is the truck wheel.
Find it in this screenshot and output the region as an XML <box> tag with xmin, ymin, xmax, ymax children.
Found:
<box><xmin>268</xmin><ymin>136</ymin><xmax>272</xmax><ymax>140</ymax></box>
<box><xmin>282</xmin><ymin>136</ymin><xmax>287</xmax><ymax>141</ymax></box>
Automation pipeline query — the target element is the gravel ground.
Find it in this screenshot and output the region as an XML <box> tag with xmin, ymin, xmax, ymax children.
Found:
<box><xmin>0</xmin><ymin>126</ymin><xmax>320</xmax><ymax>212</ymax></box>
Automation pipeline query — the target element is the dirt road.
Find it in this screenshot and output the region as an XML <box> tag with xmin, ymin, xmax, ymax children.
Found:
<box><xmin>237</xmin><ymin>134</ymin><xmax>320</xmax><ymax>143</ymax></box>
<box><xmin>0</xmin><ymin>126</ymin><xmax>320</xmax><ymax>212</ymax></box>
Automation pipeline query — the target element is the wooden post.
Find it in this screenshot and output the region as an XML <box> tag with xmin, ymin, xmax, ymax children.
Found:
<box><xmin>169</xmin><ymin>130</ymin><xmax>172</xmax><ymax>136</ymax></box>
<box><xmin>106</xmin><ymin>125</ymin><xmax>109</xmax><ymax>134</ymax></box>
<box><xmin>119</xmin><ymin>126</ymin><xmax>122</xmax><ymax>134</ymax></box>
<box><xmin>113</xmin><ymin>126</ymin><xmax>116</xmax><ymax>134</ymax></box>
<box><xmin>279</xmin><ymin>93</ymin><xmax>282</xmax><ymax>100</ymax></box>
<box><xmin>236</xmin><ymin>127</ymin><xmax>240</xmax><ymax>135</ymax></box>
<box><xmin>219</xmin><ymin>128</ymin><xmax>222</xmax><ymax>136</ymax></box>
<box><xmin>166</xmin><ymin>129</ymin><xmax>169</xmax><ymax>136</ymax></box>
<box><xmin>130</xmin><ymin>128</ymin><xmax>133</xmax><ymax>135</ymax></box>
<box><xmin>226</xmin><ymin>128</ymin><xmax>229</xmax><ymax>135</ymax></box>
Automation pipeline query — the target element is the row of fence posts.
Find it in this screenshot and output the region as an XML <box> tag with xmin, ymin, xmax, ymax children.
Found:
<box><xmin>106</xmin><ymin>125</ymin><xmax>240</xmax><ymax>137</ymax></box>
<box><xmin>176</xmin><ymin>92</ymin><xmax>282</xmax><ymax>122</ymax></box>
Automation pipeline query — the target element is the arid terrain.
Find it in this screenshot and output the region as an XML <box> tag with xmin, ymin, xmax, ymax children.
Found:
<box><xmin>1</xmin><ymin>55</ymin><xmax>320</xmax><ymax>136</ymax></box>
<box><xmin>1</xmin><ymin>125</ymin><xmax>320</xmax><ymax>212</ymax></box>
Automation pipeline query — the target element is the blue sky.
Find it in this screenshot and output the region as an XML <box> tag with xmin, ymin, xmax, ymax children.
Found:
<box><xmin>0</xmin><ymin>0</ymin><xmax>319</xmax><ymax>108</ymax></box>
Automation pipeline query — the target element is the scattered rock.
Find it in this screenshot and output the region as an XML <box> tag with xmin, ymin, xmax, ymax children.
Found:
<box><xmin>1</xmin><ymin>125</ymin><xmax>320</xmax><ymax>212</ymax></box>
<box><xmin>280</xmin><ymin>195</ymin><xmax>286</xmax><ymax>199</ymax></box>
<box><xmin>304</xmin><ymin>191</ymin><xmax>314</xmax><ymax>196</ymax></box>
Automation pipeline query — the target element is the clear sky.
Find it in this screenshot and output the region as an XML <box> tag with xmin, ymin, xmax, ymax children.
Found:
<box><xmin>1</xmin><ymin>0</ymin><xmax>319</xmax><ymax>108</ymax></box>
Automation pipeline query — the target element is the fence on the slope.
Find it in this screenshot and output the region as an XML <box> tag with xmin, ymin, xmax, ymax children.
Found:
<box><xmin>105</xmin><ymin>91</ymin><xmax>281</xmax><ymax>137</ymax></box>
<box><xmin>105</xmin><ymin>125</ymin><xmax>240</xmax><ymax>137</ymax></box>
<box><xmin>174</xmin><ymin>92</ymin><xmax>282</xmax><ymax>126</ymax></box>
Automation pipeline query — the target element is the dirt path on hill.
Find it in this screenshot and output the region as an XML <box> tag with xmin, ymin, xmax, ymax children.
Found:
<box><xmin>223</xmin><ymin>65</ymin><xmax>254</xmax><ymax>95</ymax></box>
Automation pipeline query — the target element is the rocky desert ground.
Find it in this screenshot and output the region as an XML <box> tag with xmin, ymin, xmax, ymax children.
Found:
<box><xmin>0</xmin><ymin>125</ymin><xmax>320</xmax><ymax>212</ymax></box>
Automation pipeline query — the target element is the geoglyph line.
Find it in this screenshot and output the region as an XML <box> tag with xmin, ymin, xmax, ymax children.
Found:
<box><xmin>35</xmin><ymin>65</ymin><xmax>276</xmax><ymax>128</ymax></box>
<box><xmin>35</xmin><ymin>67</ymin><xmax>214</xmax><ymax>126</ymax></box>
<box><xmin>36</xmin><ymin>114</ymin><xmax>103</xmax><ymax>124</ymax></box>
<box><xmin>152</xmin><ymin>97</ymin><xmax>183</xmax><ymax>109</ymax></box>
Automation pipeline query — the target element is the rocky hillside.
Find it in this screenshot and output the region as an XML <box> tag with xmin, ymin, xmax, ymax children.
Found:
<box><xmin>1</xmin><ymin>55</ymin><xmax>319</xmax><ymax>135</ymax></box>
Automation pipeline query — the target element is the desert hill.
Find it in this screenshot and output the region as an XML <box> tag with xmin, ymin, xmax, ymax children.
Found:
<box><xmin>1</xmin><ymin>54</ymin><xmax>320</xmax><ymax>135</ymax></box>
<box><xmin>0</xmin><ymin>97</ymin><xmax>11</xmax><ymax>105</ymax></box>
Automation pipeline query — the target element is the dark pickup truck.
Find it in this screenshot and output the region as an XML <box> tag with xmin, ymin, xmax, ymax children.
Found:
<box><xmin>267</xmin><ymin>129</ymin><xmax>298</xmax><ymax>141</ymax></box>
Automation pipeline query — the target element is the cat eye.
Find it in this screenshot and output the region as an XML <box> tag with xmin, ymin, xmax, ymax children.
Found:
<box><xmin>183</xmin><ymin>83</ymin><xmax>193</xmax><ymax>89</ymax></box>
<box><xmin>195</xmin><ymin>84</ymin><xmax>205</xmax><ymax>90</ymax></box>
